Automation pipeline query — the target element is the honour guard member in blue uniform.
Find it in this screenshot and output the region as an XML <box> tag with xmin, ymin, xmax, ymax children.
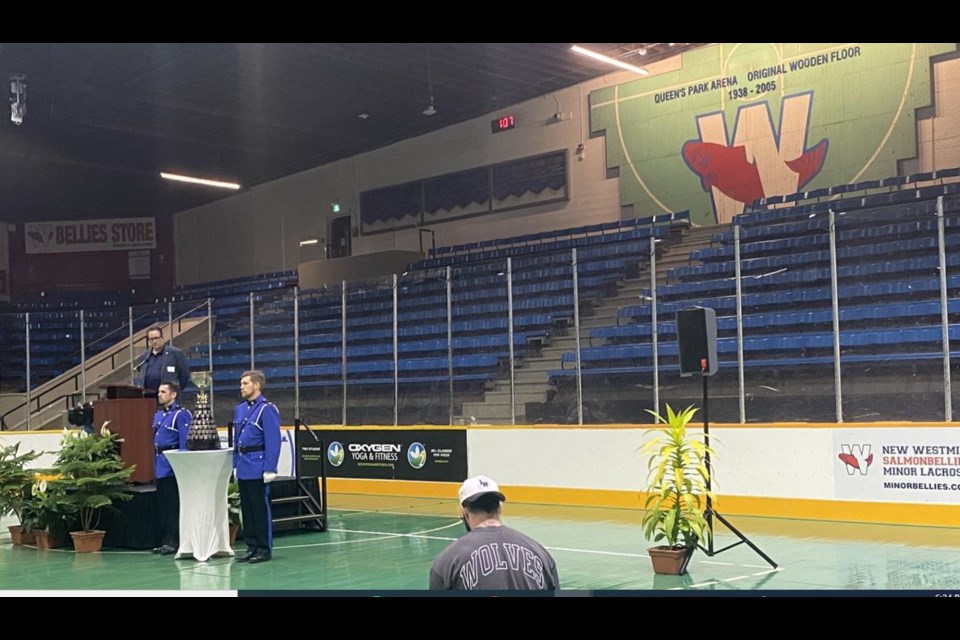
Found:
<box><xmin>152</xmin><ymin>381</ymin><xmax>191</xmax><ymax>555</ymax></box>
<box><xmin>233</xmin><ymin>370</ymin><xmax>281</xmax><ymax>564</ymax></box>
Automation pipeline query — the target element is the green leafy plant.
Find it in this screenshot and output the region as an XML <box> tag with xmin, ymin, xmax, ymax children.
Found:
<box><xmin>21</xmin><ymin>472</ymin><xmax>66</xmax><ymax>536</ymax></box>
<box><xmin>51</xmin><ymin>428</ymin><xmax>135</xmax><ymax>533</ymax></box>
<box><xmin>227</xmin><ymin>480</ymin><xmax>242</xmax><ymax>528</ymax></box>
<box><xmin>0</xmin><ymin>443</ymin><xmax>42</xmax><ymax>525</ymax></box>
<box><xmin>640</xmin><ymin>404</ymin><xmax>715</xmax><ymax>550</ymax></box>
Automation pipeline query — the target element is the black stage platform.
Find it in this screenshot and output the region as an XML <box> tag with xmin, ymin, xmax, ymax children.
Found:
<box><xmin>101</xmin><ymin>478</ymin><xmax>318</xmax><ymax>549</ymax></box>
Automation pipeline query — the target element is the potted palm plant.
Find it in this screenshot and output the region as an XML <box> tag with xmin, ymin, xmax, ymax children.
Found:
<box><xmin>52</xmin><ymin>427</ymin><xmax>135</xmax><ymax>553</ymax></box>
<box><xmin>639</xmin><ymin>404</ymin><xmax>715</xmax><ymax>575</ymax></box>
<box><xmin>0</xmin><ymin>443</ymin><xmax>41</xmax><ymax>545</ymax></box>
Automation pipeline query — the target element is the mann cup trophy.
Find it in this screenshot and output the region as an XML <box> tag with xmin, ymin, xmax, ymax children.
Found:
<box><xmin>187</xmin><ymin>371</ymin><xmax>222</xmax><ymax>450</ymax></box>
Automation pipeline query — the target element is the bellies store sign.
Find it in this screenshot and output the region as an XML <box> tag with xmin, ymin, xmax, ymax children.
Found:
<box><xmin>25</xmin><ymin>217</ymin><xmax>157</xmax><ymax>254</ymax></box>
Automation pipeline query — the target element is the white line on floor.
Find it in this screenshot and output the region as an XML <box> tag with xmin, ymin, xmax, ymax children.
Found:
<box><xmin>278</xmin><ymin>520</ymin><xmax>464</xmax><ymax>550</ymax></box>
<box><xmin>679</xmin><ymin>580</ymin><xmax>720</xmax><ymax>589</ymax></box>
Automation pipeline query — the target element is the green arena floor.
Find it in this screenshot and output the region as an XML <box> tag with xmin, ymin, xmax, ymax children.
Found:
<box><xmin>2</xmin><ymin>494</ymin><xmax>958</xmax><ymax>594</ymax></box>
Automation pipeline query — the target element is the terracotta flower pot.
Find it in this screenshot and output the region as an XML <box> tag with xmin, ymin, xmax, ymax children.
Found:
<box><xmin>9</xmin><ymin>525</ymin><xmax>37</xmax><ymax>546</ymax></box>
<box><xmin>648</xmin><ymin>546</ymin><xmax>695</xmax><ymax>575</ymax></box>
<box><xmin>35</xmin><ymin>529</ymin><xmax>62</xmax><ymax>550</ymax></box>
<box><xmin>70</xmin><ymin>530</ymin><xmax>106</xmax><ymax>553</ymax></box>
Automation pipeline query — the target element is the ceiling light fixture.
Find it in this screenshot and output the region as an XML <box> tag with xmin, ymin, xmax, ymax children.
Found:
<box><xmin>160</xmin><ymin>172</ymin><xmax>241</xmax><ymax>190</ymax></box>
<box><xmin>299</xmin><ymin>238</ymin><xmax>319</xmax><ymax>246</ymax></box>
<box><xmin>570</xmin><ymin>45</ymin><xmax>649</xmax><ymax>76</ymax></box>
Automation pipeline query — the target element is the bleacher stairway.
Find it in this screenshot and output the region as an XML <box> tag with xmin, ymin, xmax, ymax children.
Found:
<box><xmin>460</xmin><ymin>225</ymin><xmax>721</xmax><ymax>424</ymax></box>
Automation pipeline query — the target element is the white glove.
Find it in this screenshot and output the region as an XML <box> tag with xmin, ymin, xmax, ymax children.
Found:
<box><xmin>263</xmin><ymin>471</ymin><xmax>277</xmax><ymax>483</ymax></box>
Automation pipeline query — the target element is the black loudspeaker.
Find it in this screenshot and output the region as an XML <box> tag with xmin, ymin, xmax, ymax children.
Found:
<box><xmin>677</xmin><ymin>307</ymin><xmax>718</xmax><ymax>377</ymax></box>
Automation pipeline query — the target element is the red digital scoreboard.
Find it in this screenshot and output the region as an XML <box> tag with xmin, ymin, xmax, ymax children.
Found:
<box><xmin>490</xmin><ymin>114</ymin><xmax>516</xmax><ymax>134</ymax></box>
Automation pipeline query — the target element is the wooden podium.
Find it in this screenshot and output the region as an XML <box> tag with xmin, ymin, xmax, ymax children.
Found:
<box><xmin>105</xmin><ymin>384</ymin><xmax>147</xmax><ymax>400</ymax></box>
<box><xmin>94</xmin><ymin>386</ymin><xmax>155</xmax><ymax>483</ymax></box>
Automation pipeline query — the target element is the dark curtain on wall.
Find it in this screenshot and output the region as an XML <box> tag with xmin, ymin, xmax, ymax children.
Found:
<box><xmin>361</xmin><ymin>182</ymin><xmax>422</xmax><ymax>225</ymax></box>
<box><xmin>361</xmin><ymin>151</ymin><xmax>568</xmax><ymax>228</ymax></box>
<box><xmin>492</xmin><ymin>151</ymin><xmax>566</xmax><ymax>201</ymax></box>
<box><xmin>424</xmin><ymin>168</ymin><xmax>489</xmax><ymax>214</ymax></box>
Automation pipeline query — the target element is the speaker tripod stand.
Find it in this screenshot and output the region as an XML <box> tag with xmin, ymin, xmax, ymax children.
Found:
<box><xmin>696</xmin><ymin>369</ymin><xmax>777</xmax><ymax>568</ymax></box>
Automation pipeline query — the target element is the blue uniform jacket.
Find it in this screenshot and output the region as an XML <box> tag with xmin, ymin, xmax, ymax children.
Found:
<box><xmin>153</xmin><ymin>403</ymin><xmax>191</xmax><ymax>479</ymax></box>
<box><xmin>232</xmin><ymin>395</ymin><xmax>281</xmax><ymax>481</ymax></box>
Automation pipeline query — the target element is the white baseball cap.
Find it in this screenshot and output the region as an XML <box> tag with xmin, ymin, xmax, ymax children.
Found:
<box><xmin>458</xmin><ymin>475</ymin><xmax>506</xmax><ymax>505</ymax></box>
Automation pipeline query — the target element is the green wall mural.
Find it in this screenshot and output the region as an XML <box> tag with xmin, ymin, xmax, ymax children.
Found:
<box><xmin>590</xmin><ymin>43</ymin><xmax>958</xmax><ymax>226</ymax></box>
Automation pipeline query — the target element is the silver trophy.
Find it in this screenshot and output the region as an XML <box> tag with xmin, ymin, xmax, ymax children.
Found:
<box><xmin>187</xmin><ymin>371</ymin><xmax>221</xmax><ymax>451</ymax></box>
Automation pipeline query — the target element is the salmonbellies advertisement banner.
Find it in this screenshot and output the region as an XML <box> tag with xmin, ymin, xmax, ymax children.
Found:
<box><xmin>314</xmin><ymin>429</ymin><xmax>467</xmax><ymax>481</ymax></box>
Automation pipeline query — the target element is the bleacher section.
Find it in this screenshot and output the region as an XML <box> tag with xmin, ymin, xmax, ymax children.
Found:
<box><xmin>427</xmin><ymin>212</ymin><xmax>689</xmax><ymax>259</ymax></box>
<box><xmin>185</xmin><ymin>218</ymin><xmax>686</xmax><ymax>416</ymax></box>
<box><xmin>172</xmin><ymin>270</ymin><xmax>298</xmax><ymax>302</ymax></box>
<box><xmin>744</xmin><ymin>167</ymin><xmax>960</xmax><ymax>213</ymax></box>
<box><xmin>0</xmin><ymin>293</ymin><xmax>130</xmax><ymax>390</ymax></box>
<box><xmin>10</xmin><ymin>167</ymin><xmax>960</xmax><ymax>426</ymax></box>
<box><xmin>550</xmin><ymin>171</ymin><xmax>960</xmax><ymax>422</ymax></box>
<box><xmin>0</xmin><ymin>269</ymin><xmax>295</xmax><ymax>393</ymax></box>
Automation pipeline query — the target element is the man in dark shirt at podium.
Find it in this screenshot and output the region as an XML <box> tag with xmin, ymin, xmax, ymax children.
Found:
<box><xmin>138</xmin><ymin>327</ymin><xmax>192</xmax><ymax>399</ymax></box>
